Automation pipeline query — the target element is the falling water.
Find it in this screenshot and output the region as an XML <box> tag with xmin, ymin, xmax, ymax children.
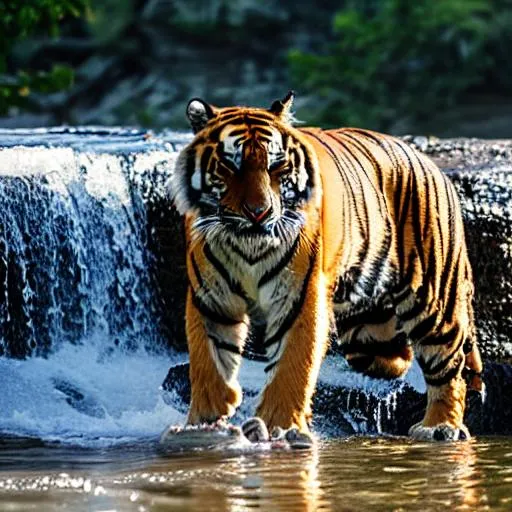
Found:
<box><xmin>0</xmin><ymin>128</ymin><xmax>192</xmax><ymax>444</ymax></box>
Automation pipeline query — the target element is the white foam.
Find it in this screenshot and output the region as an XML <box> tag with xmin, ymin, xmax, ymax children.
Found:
<box><xmin>313</xmin><ymin>355</ymin><xmax>426</xmax><ymax>395</ymax></box>
<box><xmin>0</xmin><ymin>337</ymin><xmax>186</xmax><ymax>447</ymax></box>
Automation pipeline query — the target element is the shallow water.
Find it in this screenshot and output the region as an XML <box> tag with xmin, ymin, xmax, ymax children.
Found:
<box><xmin>1</xmin><ymin>436</ymin><xmax>511</xmax><ymax>511</ymax></box>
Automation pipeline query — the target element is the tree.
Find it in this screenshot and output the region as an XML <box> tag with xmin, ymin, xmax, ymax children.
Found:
<box><xmin>0</xmin><ymin>0</ymin><xmax>90</xmax><ymax>115</ymax></box>
<box><xmin>289</xmin><ymin>0</ymin><xmax>492</xmax><ymax>131</ymax></box>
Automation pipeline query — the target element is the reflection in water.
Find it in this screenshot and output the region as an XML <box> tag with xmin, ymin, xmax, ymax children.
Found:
<box><xmin>222</xmin><ymin>445</ymin><xmax>325</xmax><ymax>511</ymax></box>
<box><xmin>1</xmin><ymin>437</ymin><xmax>512</xmax><ymax>511</ymax></box>
<box><xmin>448</xmin><ymin>441</ymin><xmax>485</xmax><ymax>509</ymax></box>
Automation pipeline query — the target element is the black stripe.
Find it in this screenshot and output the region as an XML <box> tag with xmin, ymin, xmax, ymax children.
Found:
<box><xmin>336</xmin><ymin>304</ymin><xmax>395</xmax><ymax>333</ymax></box>
<box><xmin>421</xmin><ymin>324</ymin><xmax>459</xmax><ymax>346</ymax></box>
<box><xmin>432</xmin><ymin>170</ymin><xmax>444</xmax><ymax>261</ymax></box>
<box><xmin>219</xmin><ymin>156</ymin><xmax>240</xmax><ymax>175</ymax></box>
<box><xmin>423</xmin><ymin>358</ymin><xmax>463</xmax><ymax>386</ymax></box>
<box><xmin>263</xmin><ymin>250</ymin><xmax>317</xmax><ymax>349</ymax></box>
<box><xmin>209</xmin><ymin>118</ymin><xmax>245</xmax><ymax>139</ymax></box>
<box><xmin>439</xmin><ymin>175</ymin><xmax>457</xmax><ymax>290</ymax></box>
<box><xmin>209</xmin><ymin>334</ymin><xmax>242</xmax><ymax>355</ymax></box>
<box><xmin>361</xmin><ymin>227</ymin><xmax>393</xmax><ymax>296</ymax></box>
<box><xmin>203</xmin><ymin>243</ymin><xmax>248</xmax><ymax>300</ymax></box>
<box><xmin>342</xmin><ymin>332</ymin><xmax>408</xmax><ymax>357</ymax></box>
<box><xmin>410</xmin><ymin>171</ymin><xmax>426</xmax><ymax>271</ymax></box>
<box><xmin>264</xmin><ymin>360</ymin><xmax>278</xmax><ymax>373</ymax></box>
<box><xmin>245</xmin><ymin>116</ymin><xmax>276</xmax><ymax>127</ymax></box>
<box><xmin>441</xmin><ymin>252</ymin><xmax>461</xmax><ymax>324</ymax></box>
<box><xmin>393</xmin><ymin>250</ymin><xmax>416</xmax><ymax>305</ymax></box>
<box><xmin>226</xmin><ymin>128</ymin><xmax>248</xmax><ymax>137</ymax></box>
<box><xmin>393</xmin><ymin>285</ymin><xmax>412</xmax><ymax>306</ymax></box>
<box><xmin>397</xmin><ymin>172</ymin><xmax>412</xmax><ymax>274</ymax></box>
<box><xmin>190</xmin><ymin>254</ymin><xmax>204</xmax><ymax>289</ymax></box>
<box><xmin>191</xmin><ymin>289</ymin><xmax>239</xmax><ymax>325</ymax></box>
<box><xmin>409</xmin><ymin>312</ymin><xmax>438</xmax><ymax>341</ymax></box>
<box><xmin>426</xmin><ymin>238</ymin><xmax>437</xmax><ymax>287</ymax></box>
<box><xmin>200</xmin><ymin>146</ymin><xmax>214</xmax><ymax>175</ymax></box>
<box><xmin>344</xmin><ymin>129</ymin><xmax>395</xmax><ymax>165</ymax></box>
<box><xmin>254</xmin><ymin>127</ymin><xmax>274</xmax><ymax>138</ymax></box>
<box><xmin>258</xmin><ymin>235</ymin><xmax>300</xmax><ymax>287</ymax></box>
<box><xmin>225</xmin><ymin>237</ymin><xmax>275</xmax><ymax>264</ymax></box>
<box><xmin>394</xmin><ymin>166</ymin><xmax>403</xmax><ymax>229</ymax></box>
<box><xmin>422</xmin><ymin>336</ymin><xmax>465</xmax><ymax>377</ymax></box>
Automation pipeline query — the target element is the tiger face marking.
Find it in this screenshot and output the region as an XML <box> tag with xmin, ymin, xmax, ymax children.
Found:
<box><xmin>172</xmin><ymin>96</ymin><xmax>313</xmax><ymax>248</ymax></box>
<box><xmin>170</xmin><ymin>92</ymin><xmax>482</xmax><ymax>443</ymax></box>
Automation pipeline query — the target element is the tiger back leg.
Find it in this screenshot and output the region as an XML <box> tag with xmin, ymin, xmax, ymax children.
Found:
<box><xmin>338</xmin><ymin>300</ymin><xmax>414</xmax><ymax>380</ymax></box>
<box><xmin>186</xmin><ymin>290</ymin><xmax>249</xmax><ymax>425</ymax></box>
<box><xmin>404</xmin><ymin>277</ymin><xmax>480</xmax><ymax>441</ymax></box>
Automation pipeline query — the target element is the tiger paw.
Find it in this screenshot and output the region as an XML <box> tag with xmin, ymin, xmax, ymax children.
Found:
<box><xmin>242</xmin><ymin>417</ymin><xmax>269</xmax><ymax>443</ymax></box>
<box><xmin>408</xmin><ymin>422</ymin><xmax>470</xmax><ymax>441</ymax></box>
<box><xmin>284</xmin><ymin>428</ymin><xmax>315</xmax><ymax>450</ymax></box>
<box><xmin>160</xmin><ymin>419</ymin><xmax>244</xmax><ymax>451</ymax></box>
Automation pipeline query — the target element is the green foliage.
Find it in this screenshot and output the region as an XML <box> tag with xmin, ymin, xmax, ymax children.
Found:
<box><xmin>289</xmin><ymin>0</ymin><xmax>496</xmax><ymax>130</ymax></box>
<box><xmin>0</xmin><ymin>0</ymin><xmax>89</xmax><ymax>115</ymax></box>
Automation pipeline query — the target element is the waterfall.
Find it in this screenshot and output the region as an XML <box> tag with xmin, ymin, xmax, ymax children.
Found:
<box><xmin>0</xmin><ymin>128</ymin><xmax>190</xmax><ymax>444</ymax></box>
<box><xmin>0</xmin><ymin>127</ymin><xmax>188</xmax><ymax>357</ymax></box>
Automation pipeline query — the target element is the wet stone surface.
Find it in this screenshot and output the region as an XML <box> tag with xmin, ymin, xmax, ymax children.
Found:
<box><xmin>162</xmin><ymin>360</ymin><xmax>512</xmax><ymax>437</ymax></box>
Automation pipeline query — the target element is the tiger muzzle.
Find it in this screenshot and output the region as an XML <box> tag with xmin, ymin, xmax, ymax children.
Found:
<box><xmin>242</xmin><ymin>202</ymin><xmax>273</xmax><ymax>225</ymax></box>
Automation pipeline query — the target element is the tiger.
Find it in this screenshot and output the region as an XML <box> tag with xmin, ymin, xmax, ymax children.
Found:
<box><xmin>170</xmin><ymin>91</ymin><xmax>483</xmax><ymax>442</ymax></box>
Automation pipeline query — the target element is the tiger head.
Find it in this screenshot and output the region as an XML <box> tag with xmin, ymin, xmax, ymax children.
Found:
<box><xmin>171</xmin><ymin>92</ymin><xmax>320</xmax><ymax>243</ymax></box>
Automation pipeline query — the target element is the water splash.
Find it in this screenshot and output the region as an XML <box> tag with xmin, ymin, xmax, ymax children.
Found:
<box><xmin>0</xmin><ymin>339</ymin><xmax>185</xmax><ymax>446</ymax></box>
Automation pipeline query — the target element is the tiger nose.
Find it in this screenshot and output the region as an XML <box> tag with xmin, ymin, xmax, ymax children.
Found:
<box><xmin>242</xmin><ymin>202</ymin><xmax>272</xmax><ymax>224</ymax></box>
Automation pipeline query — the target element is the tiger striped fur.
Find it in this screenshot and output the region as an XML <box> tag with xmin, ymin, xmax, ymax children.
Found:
<box><xmin>170</xmin><ymin>92</ymin><xmax>483</xmax><ymax>441</ymax></box>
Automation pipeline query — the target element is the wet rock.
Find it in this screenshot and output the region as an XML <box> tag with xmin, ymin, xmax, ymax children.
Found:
<box><xmin>161</xmin><ymin>363</ymin><xmax>190</xmax><ymax>414</ymax></box>
<box><xmin>52</xmin><ymin>378</ymin><xmax>106</xmax><ymax>419</ymax></box>
<box><xmin>161</xmin><ymin>360</ymin><xmax>512</xmax><ymax>437</ymax></box>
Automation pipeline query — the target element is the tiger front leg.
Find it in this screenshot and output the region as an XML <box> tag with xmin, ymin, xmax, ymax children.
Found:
<box><xmin>256</xmin><ymin>260</ymin><xmax>329</xmax><ymax>435</ymax></box>
<box><xmin>186</xmin><ymin>290</ymin><xmax>249</xmax><ymax>425</ymax></box>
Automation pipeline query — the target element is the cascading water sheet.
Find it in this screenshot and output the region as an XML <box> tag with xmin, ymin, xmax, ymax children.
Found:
<box><xmin>0</xmin><ymin>128</ymin><xmax>188</xmax><ymax>445</ymax></box>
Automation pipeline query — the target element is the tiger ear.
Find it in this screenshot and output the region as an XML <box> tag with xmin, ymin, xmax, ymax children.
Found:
<box><xmin>269</xmin><ymin>90</ymin><xmax>295</xmax><ymax>122</ymax></box>
<box><xmin>186</xmin><ymin>98</ymin><xmax>217</xmax><ymax>134</ymax></box>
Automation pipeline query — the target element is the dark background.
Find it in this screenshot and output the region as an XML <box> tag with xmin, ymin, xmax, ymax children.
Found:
<box><xmin>2</xmin><ymin>0</ymin><xmax>512</xmax><ymax>136</ymax></box>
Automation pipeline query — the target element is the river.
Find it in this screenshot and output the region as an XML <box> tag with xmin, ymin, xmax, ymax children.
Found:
<box><xmin>1</xmin><ymin>436</ymin><xmax>511</xmax><ymax>511</ymax></box>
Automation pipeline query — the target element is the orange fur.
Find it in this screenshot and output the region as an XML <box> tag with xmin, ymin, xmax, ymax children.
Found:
<box><xmin>186</xmin><ymin>291</ymin><xmax>243</xmax><ymax>423</ymax></box>
<box><xmin>172</xmin><ymin>94</ymin><xmax>482</xmax><ymax>439</ymax></box>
